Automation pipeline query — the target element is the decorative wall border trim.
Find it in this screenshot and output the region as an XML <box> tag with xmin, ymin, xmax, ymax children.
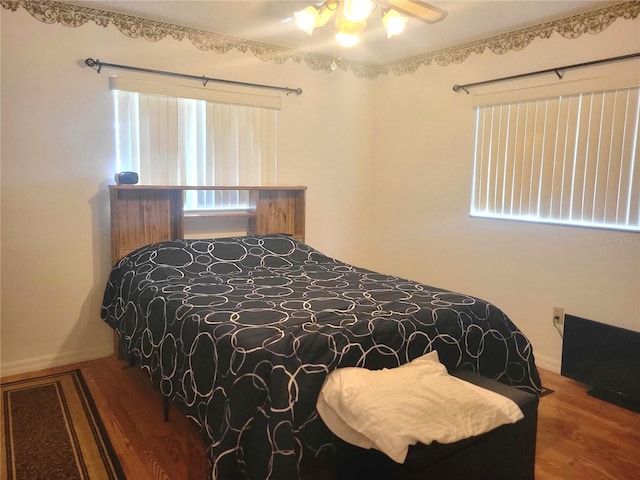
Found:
<box><xmin>383</xmin><ymin>1</ymin><xmax>640</xmax><ymax>77</ymax></box>
<box><xmin>3</xmin><ymin>0</ymin><xmax>639</xmax><ymax>79</ymax></box>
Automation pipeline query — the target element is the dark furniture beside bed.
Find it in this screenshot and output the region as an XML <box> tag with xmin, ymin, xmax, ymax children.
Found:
<box><xmin>334</xmin><ymin>370</ymin><xmax>539</xmax><ymax>480</ymax></box>
<box><xmin>102</xmin><ymin>188</ymin><xmax>542</xmax><ymax>480</ymax></box>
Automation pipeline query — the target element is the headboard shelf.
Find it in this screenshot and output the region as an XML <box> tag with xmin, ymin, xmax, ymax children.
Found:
<box><xmin>109</xmin><ymin>185</ymin><xmax>306</xmax><ymax>263</ymax></box>
<box><xmin>183</xmin><ymin>209</ymin><xmax>256</xmax><ymax>218</ymax></box>
<box><xmin>110</xmin><ymin>185</ymin><xmax>306</xmax><ymax>191</ymax></box>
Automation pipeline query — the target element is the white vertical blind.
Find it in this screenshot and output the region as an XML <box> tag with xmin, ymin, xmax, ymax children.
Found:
<box><xmin>471</xmin><ymin>85</ymin><xmax>640</xmax><ymax>231</ymax></box>
<box><xmin>112</xmin><ymin>80</ymin><xmax>278</xmax><ymax>211</ymax></box>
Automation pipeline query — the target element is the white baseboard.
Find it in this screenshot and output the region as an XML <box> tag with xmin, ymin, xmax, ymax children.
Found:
<box><xmin>0</xmin><ymin>347</ymin><xmax>114</xmax><ymax>377</ymax></box>
<box><xmin>535</xmin><ymin>353</ymin><xmax>561</xmax><ymax>374</ymax></box>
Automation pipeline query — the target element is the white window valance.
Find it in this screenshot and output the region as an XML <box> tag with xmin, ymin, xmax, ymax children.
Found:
<box><xmin>472</xmin><ymin>71</ymin><xmax>640</xmax><ymax>107</ymax></box>
<box><xmin>109</xmin><ymin>76</ymin><xmax>281</xmax><ymax>110</ymax></box>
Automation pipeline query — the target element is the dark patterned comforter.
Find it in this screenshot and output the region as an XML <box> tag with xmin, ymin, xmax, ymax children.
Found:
<box><xmin>101</xmin><ymin>234</ymin><xmax>541</xmax><ymax>480</ymax></box>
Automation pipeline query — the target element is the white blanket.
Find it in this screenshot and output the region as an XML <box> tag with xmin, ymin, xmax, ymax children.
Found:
<box><xmin>316</xmin><ymin>351</ymin><xmax>524</xmax><ymax>463</ymax></box>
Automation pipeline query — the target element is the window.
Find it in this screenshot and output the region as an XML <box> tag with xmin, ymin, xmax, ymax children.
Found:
<box><xmin>471</xmin><ymin>76</ymin><xmax>639</xmax><ymax>232</ymax></box>
<box><xmin>111</xmin><ymin>77</ymin><xmax>279</xmax><ymax>211</ymax></box>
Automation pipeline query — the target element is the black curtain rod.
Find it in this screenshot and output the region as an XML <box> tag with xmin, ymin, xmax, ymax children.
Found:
<box><xmin>85</xmin><ymin>58</ymin><xmax>303</xmax><ymax>96</ymax></box>
<box><xmin>452</xmin><ymin>52</ymin><xmax>640</xmax><ymax>94</ymax></box>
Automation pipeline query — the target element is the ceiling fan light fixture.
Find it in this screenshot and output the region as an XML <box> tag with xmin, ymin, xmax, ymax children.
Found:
<box><xmin>335</xmin><ymin>31</ymin><xmax>361</xmax><ymax>47</ymax></box>
<box><xmin>316</xmin><ymin>1</ymin><xmax>339</xmax><ymax>28</ymax></box>
<box><xmin>335</xmin><ymin>16</ymin><xmax>367</xmax><ymax>35</ymax></box>
<box><xmin>293</xmin><ymin>0</ymin><xmax>446</xmax><ymax>47</ymax></box>
<box><xmin>335</xmin><ymin>15</ymin><xmax>366</xmax><ymax>47</ymax></box>
<box><xmin>381</xmin><ymin>8</ymin><xmax>408</xmax><ymax>38</ymax></box>
<box><xmin>294</xmin><ymin>6</ymin><xmax>320</xmax><ymax>35</ymax></box>
<box><xmin>343</xmin><ymin>0</ymin><xmax>374</xmax><ymax>23</ymax></box>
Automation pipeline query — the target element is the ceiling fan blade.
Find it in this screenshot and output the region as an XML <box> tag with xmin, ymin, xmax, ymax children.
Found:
<box><xmin>385</xmin><ymin>0</ymin><xmax>448</xmax><ymax>24</ymax></box>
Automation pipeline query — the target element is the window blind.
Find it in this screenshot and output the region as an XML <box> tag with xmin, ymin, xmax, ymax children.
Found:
<box><xmin>471</xmin><ymin>85</ymin><xmax>640</xmax><ymax>232</ymax></box>
<box><xmin>112</xmin><ymin>80</ymin><xmax>278</xmax><ymax>211</ymax></box>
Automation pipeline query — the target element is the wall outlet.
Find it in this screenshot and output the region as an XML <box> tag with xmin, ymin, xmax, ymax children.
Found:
<box><xmin>553</xmin><ymin>306</ymin><xmax>565</xmax><ymax>326</ymax></box>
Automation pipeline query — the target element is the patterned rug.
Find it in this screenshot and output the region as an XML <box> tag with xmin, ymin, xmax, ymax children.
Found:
<box><xmin>1</xmin><ymin>369</ymin><xmax>125</xmax><ymax>480</ymax></box>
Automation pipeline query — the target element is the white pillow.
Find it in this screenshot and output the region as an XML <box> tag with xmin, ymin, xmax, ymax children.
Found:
<box><xmin>316</xmin><ymin>351</ymin><xmax>524</xmax><ymax>463</ymax></box>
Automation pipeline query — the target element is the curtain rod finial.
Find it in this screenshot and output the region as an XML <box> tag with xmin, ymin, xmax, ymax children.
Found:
<box><xmin>85</xmin><ymin>58</ymin><xmax>102</xmax><ymax>73</ymax></box>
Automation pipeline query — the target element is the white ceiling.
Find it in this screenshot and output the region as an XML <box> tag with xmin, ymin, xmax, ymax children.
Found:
<box><xmin>76</xmin><ymin>1</ymin><xmax>614</xmax><ymax>64</ymax></box>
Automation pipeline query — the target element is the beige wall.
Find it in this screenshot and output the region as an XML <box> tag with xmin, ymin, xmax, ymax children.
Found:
<box><xmin>367</xmin><ymin>20</ymin><xmax>640</xmax><ymax>371</ymax></box>
<box><xmin>0</xmin><ymin>8</ymin><xmax>373</xmax><ymax>374</ymax></box>
<box><xmin>1</xmin><ymin>6</ymin><xmax>638</xmax><ymax>375</ymax></box>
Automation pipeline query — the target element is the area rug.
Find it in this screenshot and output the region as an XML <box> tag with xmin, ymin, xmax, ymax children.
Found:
<box><xmin>1</xmin><ymin>369</ymin><xmax>125</xmax><ymax>480</ymax></box>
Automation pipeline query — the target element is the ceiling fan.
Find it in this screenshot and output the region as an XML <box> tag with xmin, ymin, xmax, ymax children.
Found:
<box><xmin>384</xmin><ymin>0</ymin><xmax>448</xmax><ymax>23</ymax></box>
<box><xmin>293</xmin><ymin>0</ymin><xmax>448</xmax><ymax>47</ymax></box>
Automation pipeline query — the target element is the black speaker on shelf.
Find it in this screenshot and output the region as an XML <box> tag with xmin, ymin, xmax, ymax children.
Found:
<box><xmin>115</xmin><ymin>171</ymin><xmax>139</xmax><ymax>185</ymax></box>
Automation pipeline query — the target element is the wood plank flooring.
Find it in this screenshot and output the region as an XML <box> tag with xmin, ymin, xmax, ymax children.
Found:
<box><xmin>534</xmin><ymin>368</ymin><xmax>640</xmax><ymax>480</ymax></box>
<box><xmin>2</xmin><ymin>356</ymin><xmax>639</xmax><ymax>479</ymax></box>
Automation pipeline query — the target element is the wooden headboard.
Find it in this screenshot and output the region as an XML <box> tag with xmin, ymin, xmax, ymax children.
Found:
<box><xmin>108</xmin><ymin>184</ymin><xmax>306</xmax><ymax>360</ymax></box>
<box><xmin>109</xmin><ymin>185</ymin><xmax>306</xmax><ymax>264</ymax></box>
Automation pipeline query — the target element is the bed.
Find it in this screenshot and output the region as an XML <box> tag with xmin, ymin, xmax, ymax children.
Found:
<box><xmin>101</xmin><ymin>233</ymin><xmax>541</xmax><ymax>480</ymax></box>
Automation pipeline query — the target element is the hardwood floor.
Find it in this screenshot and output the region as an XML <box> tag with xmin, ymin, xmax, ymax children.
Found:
<box><xmin>535</xmin><ymin>369</ymin><xmax>640</xmax><ymax>480</ymax></box>
<box><xmin>2</xmin><ymin>357</ymin><xmax>639</xmax><ymax>479</ymax></box>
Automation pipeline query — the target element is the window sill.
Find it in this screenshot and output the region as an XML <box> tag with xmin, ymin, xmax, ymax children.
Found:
<box><xmin>184</xmin><ymin>208</ymin><xmax>256</xmax><ymax>218</ymax></box>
